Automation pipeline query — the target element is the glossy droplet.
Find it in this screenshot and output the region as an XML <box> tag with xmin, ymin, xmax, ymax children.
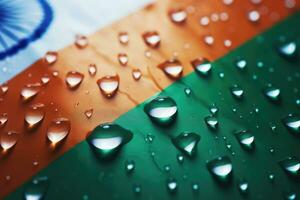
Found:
<box><xmin>282</xmin><ymin>114</ymin><xmax>300</xmax><ymax>134</ymax></box>
<box><xmin>65</xmin><ymin>71</ymin><xmax>84</xmax><ymax>89</ymax></box>
<box><xmin>191</xmin><ymin>58</ymin><xmax>212</xmax><ymax>76</ymax></box>
<box><xmin>204</xmin><ymin>35</ymin><xmax>214</xmax><ymax>45</ymax></box>
<box><xmin>166</xmin><ymin>179</ymin><xmax>177</xmax><ymax>193</ymax></box>
<box><xmin>97</xmin><ymin>75</ymin><xmax>119</xmax><ymax>98</ymax></box>
<box><xmin>268</xmin><ymin>173</ymin><xmax>275</xmax><ymax>182</ymax></box>
<box><xmin>84</xmin><ymin>109</ymin><xmax>93</xmax><ymax>119</ymax></box>
<box><xmin>46</xmin><ymin>118</ymin><xmax>70</xmax><ymax>145</ymax></box>
<box><xmin>125</xmin><ymin>160</ymin><xmax>135</xmax><ymax>173</ymax></box>
<box><xmin>277</xmin><ymin>41</ymin><xmax>297</xmax><ymax>59</ymax></box>
<box><xmin>248</xmin><ymin>10</ymin><xmax>260</xmax><ymax>22</ymax></box>
<box><xmin>235</xmin><ymin>59</ymin><xmax>247</xmax><ymax>70</ymax></box>
<box><xmin>285</xmin><ymin>191</ymin><xmax>297</xmax><ymax>200</ymax></box>
<box><xmin>0</xmin><ymin>83</ymin><xmax>8</xmax><ymax>96</ymax></box>
<box><xmin>209</xmin><ymin>105</ymin><xmax>219</xmax><ymax>115</ymax></box>
<box><xmin>24</xmin><ymin>176</ymin><xmax>49</xmax><ymax>200</ymax></box>
<box><xmin>133</xmin><ymin>185</ymin><xmax>142</xmax><ymax>194</ymax></box>
<box><xmin>238</xmin><ymin>179</ymin><xmax>249</xmax><ymax>194</ymax></box>
<box><xmin>118</xmin><ymin>53</ymin><xmax>128</xmax><ymax>66</ymax></box>
<box><xmin>230</xmin><ymin>85</ymin><xmax>244</xmax><ymax>99</ymax></box>
<box><xmin>21</xmin><ymin>83</ymin><xmax>41</xmax><ymax>102</ymax></box>
<box><xmin>168</xmin><ymin>8</ymin><xmax>187</xmax><ymax>24</ymax></box>
<box><xmin>86</xmin><ymin>123</ymin><xmax>133</xmax><ymax>159</ymax></box>
<box><xmin>25</xmin><ymin>103</ymin><xmax>45</xmax><ymax>130</ymax></box>
<box><xmin>41</xmin><ymin>74</ymin><xmax>50</xmax><ymax>85</ymax></box>
<box><xmin>172</xmin><ymin>132</ymin><xmax>200</xmax><ymax>157</ymax></box>
<box><xmin>132</xmin><ymin>69</ymin><xmax>142</xmax><ymax>81</ymax></box>
<box><xmin>184</xmin><ymin>88</ymin><xmax>191</xmax><ymax>96</ymax></box>
<box><xmin>144</xmin><ymin>96</ymin><xmax>177</xmax><ymax>126</ymax></box>
<box><xmin>279</xmin><ymin>156</ymin><xmax>300</xmax><ymax>176</ymax></box>
<box><xmin>177</xmin><ymin>154</ymin><xmax>184</xmax><ymax>163</ymax></box>
<box><xmin>0</xmin><ymin>113</ymin><xmax>8</xmax><ymax>128</ymax></box>
<box><xmin>158</xmin><ymin>59</ymin><xmax>183</xmax><ymax>79</ymax></box>
<box><xmin>263</xmin><ymin>86</ymin><xmax>280</xmax><ymax>102</ymax></box>
<box><xmin>235</xmin><ymin>130</ymin><xmax>255</xmax><ymax>150</ymax></box>
<box><xmin>205</xmin><ymin>116</ymin><xmax>218</xmax><ymax>130</ymax></box>
<box><xmin>191</xmin><ymin>182</ymin><xmax>199</xmax><ymax>192</ymax></box>
<box><xmin>88</xmin><ymin>64</ymin><xmax>97</xmax><ymax>76</ymax></box>
<box><xmin>207</xmin><ymin>156</ymin><xmax>232</xmax><ymax>182</ymax></box>
<box><xmin>75</xmin><ymin>35</ymin><xmax>88</xmax><ymax>49</ymax></box>
<box><xmin>142</xmin><ymin>31</ymin><xmax>160</xmax><ymax>48</ymax></box>
<box><xmin>118</xmin><ymin>32</ymin><xmax>129</xmax><ymax>45</ymax></box>
<box><xmin>0</xmin><ymin>131</ymin><xmax>19</xmax><ymax>151</ymax></box>
<box><xmin>44</xmin><ymin>51</ymin><xmax>58</xmax><ymax>65</ymax></box>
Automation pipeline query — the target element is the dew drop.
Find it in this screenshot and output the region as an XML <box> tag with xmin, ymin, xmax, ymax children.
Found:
<box><xmin>142</xmin><ymin>31</ymin><xmax>160</xmax><ymax>48</ymax></box>
<box><xmin>263</xmin><ymin>86</ymin><xmax>281</xmax><ymax>102</ymax></box>
<box><xmin>46</xmin><ymin>118</ymin><xmax>70</xmax><ymax>146</ymax></box>
<box><xmin>144</xmin><ymin>96</ymin><xmax>177</xmax><ymax>126</ymax></box>
<box><xmin>0</xmin><ymin>83</ymin><xmax>8</xmax><ymax>96</ymax></box>
<box><xmin>25</xmin><ymin>103</ymin><xmax>45</xmax><ymax>130</ymax></box>
<box><xmin>248</xmin><ymin>10</ymin><xmax>260</xmax><ymax>22</ymax></box>
<box><xmin>235</xmin><ymin>59</ymin><xmax>247</xmax><ymax>70</ymax></box>
<box><xmin>88</xmin><ymin>64</ymin><xmax>97</xmax><ymax>76</ymax></box>
<box><xmin>168</xmin><ymin>8</ymin><xmax>187</xmax><ymax>24</ymax></box>
<box><xmin>277</xmin><ymin>41</ymin><xmax>297</xmax><ymax>59</ymax></box>
<box><xmin>238</xmin><ymin>179</ymin><xmax>249</xmax><ymax>194</ymax></box>
<box><xmin>0</xmin><ymin>131</ymin><xmax>19</xmax><ymax>151</ymax></box>
<box><xmin>206</xmin><ymin>156</ymin><xmax>232</xmax><ymax>182</ymax></box>
<box><xmin>21</xmin><ymin>83</ymin><xmax>41</xmax><ymax>102</ymax></box>
<box><xmin>125</xmin><ymin>160</ymin><xmax>135</xmax><ymax>173</ymax></box>
<box><xmin>282</xmin><ymin>114</ymin><xmax>300</xmax><ymax>134</ymax></box>
<box><xmin>166</xmin><ymin>179</ymin><xmax>177</xmax><ymax>193</ymax></box>
<box><xmin>209</xmin><ymin>104</ymin><xmax>219</xmax><ymax>115</ymax></box>
<box><xmin>84</xmin><ymin>108</ymin><xmax>93</xmax><ymax>119</ymax></box>
<box><xmin>24</xmin><ymin>176</ymin><xmax>49</xmax><ymax>200</ymax></box>
<box><xmin>44</xmin><ymin>51</ymin><xmax>58</xmax><ymax>65</ymax></box>
<box><xmin>172</xmin><ymin>132</ymin><xmax>200</xmax><ymax>157</ymax></box>
<box><xmin>285</xmin><ymin>190</ymin><xmax>297</xmax><ymax>200</ymax></box>
<box><xmin>204</xmin><ymin>35</ymin><xmax>214</xmax><ymax>45</ymax></box>
<box><xmin>75</xmin><ymin>35</ymin><xmax>88</xmax><ymax>49</ymax></box>
<box><xmin>158</xmin><ymin>59</ymin><xmax>183</xmax><ymax>79</ymax></box>
<box><xmin>133</xmin><ymin>185</ymin><xmax>142</xmax><ymax>194</ymax></box>
<box><xmin>132</xmin><ymin>68</ymin><xmax>142</xmax><ymax>81</ymax></box>
<box><xmin>118</xmin><ymin>53</ymin><xmax>128</xmax><ymax>66</ymax></box>
<box><xmin>230</xmin><ymin>85</ymin><xmax>244</xmax><ymax>99</ymax></box>
<box><xmin>235</xmin><ymin>130</ymin><xmax>255</xmax><ymax>150</ymax></box>
<box><xmin>86</xmin><ymin>123</ymin><xmax>133</xmax><ymax>159</ymax></box>
<box><xmin>0</xmin><ymin>113</ymin><xmax>8</xmax><ymax>128</ymax></box>
<box><xmin>184</xmin><ymin>88</ymin><xmax>191</xmax><ymax>96</ymax></box>
<box><xmin>41</xmin><ymin>74</ymin><xmax>50</xmax><ymax>85</ymax></box>
<box><xmin>118</xmin><ymin>32</ymin><xmax>129</xmax><ymax>45</ymax></box>
<box><xmin>65</xmin><ymin>71</ymin><xmax>84</xmax><ymax>89</ymax></box>
<box><xmin>177</xmin><ymin>154</ymin><xmax>184</xmax><ymax>163</ymax></box>
<box><xmin>205</xmin><ymin>116</ymin><xmax>219</xmax><ymax>130</ymax></box>
<box><xmin>279</xmin><ymin>156</ymin><xmax>300</xmax><ymax>176</ymax></box>
<box><xmin>191</xmin><ymin>182</ymin><xmax>200</xmax><ymax>192</ymax></box>
<box><xmin>97</xmin><ymin>75</ymin><xmax>119</xmax><ymax>98</ymax></box>
<box><xmin>191</xmin><ymin>58</ymin><xmax>212</xmax><ymax>76</ymax></box>
<box><xmin>200</xmin><ymin>16</ymin><xmax>210</xmax><ymax>26</ymax></box>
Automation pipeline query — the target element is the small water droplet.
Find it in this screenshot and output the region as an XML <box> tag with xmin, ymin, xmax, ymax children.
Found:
<box><xmin>75</xmin><ymin>35</ymin><xmax>88</xmax><ymax>49</ymax></box>
<box><xmin>97</xmin><ymin>75</ymin><xmax>119</xmax><ymax>98</ymax></box>
<box><xmin>46</xmin><ymin>118</ymin><xmax>70</xmax><ymax>146</ymax></box>
<box><xmin>88</xmin><ymin>64</ymin><xmax>97</xmax><ymax>76</ymax></box>
<box><xmin>144</xmin><ymin>96</ymin><xmax>177</xmax><ymax>126</ymax></box>
<box><xmin>204</xmin><ymin>35</ymin><xmax>214</xmax><ymax>45</ymax></box>
<box><xmin>184</xmin><ymin>88</ymin><xmax>191</xmax><ymax>96</ymax></box>
<box><xmin>177</xmin><ymin>154</ymin><xmax>184</xmax><ymax>163</ymax></box>
<box><xmin>279</xmin><ymin>156</ymin><xmax>300</xmax><ymax>176</ymax></box>
<box><xmin>172</xmin><ymin>132</ymin><xmax>200</xmax><ymax>157</ymax></box>
<box><xmin>24</xmin><ymin>176</ymin><xmax>49</xmax><ymax>200</ymax></box>
<box><xmin>0</xmin><ymin>131</ymin><xmax>19</xmax><ymax>151</ymax></box>
<box><xmin>238</xmin><ymin>179</ymin><xmax>249</xmax><ymax>194</ymax></box>
<box><xmin>118</xmin><ymin>53</ymin><xmax>128</xmax><ymax>66</ymax></box>
<box><xmin>86</xmin><ymin>123</ymin><xmax>133</xmax><ymax>159</ymax></box>
<box><xmin>230</xmin><ymin>85</ymin><xmax>244</xmax><ymax>99</ymax></box>
<box><xmin>223</xmin><ymin>0</ymin><xmax>234</xmax><ymax>5</ymax></box>
<box><xmin>200</xmin><ymin>16</ymin><xmax>210</xmax><ymax>26</ymax></box>
<box><xmin>248</xmin><ymin>10</ymin><xmax>260</xmax><ymax>22</ymax></box>
<box><xmin>268</xmin><ymin>173</ymin><xmax>275</xmax><ymax>182</ymax></box>
<box><xmin>142</xmin><ymin>31</ymin><xmax>160</xmax><ymax>48</ymax></box>
<box><xmin>191</xmin><ymin>58</ymin><xmax>212</xmax><ymax>76</ymax></box>
<box><xmin>168</xmin><ymin>8</ymin><xmax>187</xmax><ymax>24</ymax></box>
<box><xmin>191</xmin><ymin>182</ymin><xmax>200</xmax><ymax>192</ymax></box>
<box><xmin>235</xmin><ymin>130</ymin><xmax>255</xmax><ymax>150</ymax></box>
<box><xmin>145</xmin><ymin>133</ymin><xmax>155</xmax><ymax>143</ymax></box>
<box><xmin>277</xmin><ymin>41</ymin><xmax>297</xmax><ymax>59</ymax></box>
<box><xmin>0</xmin><ymin>113</ymin><xmax>8</xmax><ymax>128</ymax></box>
<box><xmin>158</xmin><ymin>59</ymin><xmax>183</xmax><ymax>79</ymax></box>
<box><xmin>84</xmin><ymin>109</ymin><xmax>93</xmax><ymax>119</ymax></box>
<box><xmin>209</xmin><ymin>104</ymin><xmax>219</xmax><ymax>115</ymax></box>
<box><xmin>205</xmin><ymin>116</ymin><xmax>219</xmax><ymax>130</ymax></box>
<box><xmin>164</xmin><ymin>164</ymin><xmax>171</xmax><ymax>172</ymax></box>
<box><xmin>118</xmin><ymin>32</ymin><xmax>129</xmax><ymax>45</ymax></box>
<box><xmin>166</xmin><ymin>179</ymin><xmax>177</xmax><ymax>193</ymax></box>
<box><xmin>285</xmin><ymin>190</ymin><xmax>297</xmax><ymax>200</ymax></box>
<box><xmin>132</xmin><ymin>68</ymin><xmax>142</xmax><ymax>81</ymax></box>
<box><xmin>44</xmin><ymin>51</ymin><xmax>58</xmax><ymax>65</ymax></box>
<box><xmin>25</xmin><ymin>103</ymin><xmax>45</xmax><ymax>130</ymax></box>
<box><xmin>133</xmin><ymin>185</ymin><xmax>142</xmax><ymax>194</ymax></box>
<box><xmin>21</xmin><ymin>83</ymin><xmax>41</xmax><ymax>102</ymax></box>
<box><xmin>125</xmin><ymin>160</ymin><xmax>135</xmax><ymax>173</ymax></box>
<box><xmin>41</xmin><ymin>74</ymin><xmax>50</xmax><ymax>85</ymax></box>
<box><xmin>206</xmin><ymin>156</ymin><xmax>232</xmax><ymax>182</ymax></box>
<box><xmin>263</xmin><ymin>86</ymin><xmax>280</xmax><ymax>102</ymax></box>
<box><xmin>65</xmin><ymin>71</ymin><xmax>84</xmax><ymax>89</ymax></box>
<box><xmin>282</xmin><ymin>114</ymin><xmax>300</xmax><ymax>134</ymax></box>
<box><xmin>235</xmin><ymin>59</ymin><xmax>247</xmax><ymax>70</ymax></box>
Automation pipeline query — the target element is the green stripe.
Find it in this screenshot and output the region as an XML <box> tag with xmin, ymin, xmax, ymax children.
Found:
<box><xmin>6</xmin><ymin>12</ymin><xmax>300</xmax><ymax>200</ymax></box>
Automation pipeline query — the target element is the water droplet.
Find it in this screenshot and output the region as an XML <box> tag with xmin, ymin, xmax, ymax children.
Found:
<box><xmin>268</xmin><ymin>173</ymin><xmax>275</xmax><ymax>182</ymax></box>
<box><xmin>206</xmin><ymin>156</ymin><xmax>232</xmax><ymax>182</ymax></box>
<box><xmin>65</xmin><ymin>71</ymin><xmax>84</xmax><ymax>89</ymax></box>
<box><xmin>279</xmin><ymin>156</ymin><xmax>300</xmax><ymax>176</ymax></box>
<box><xmin>118</xmin><ymin>32</ymin><xmax>129</xmax><ymax>45</ymax></box>
<box><xmin>0</xmin><ymin>113</ymin><xmax>8</xmax><ymax>128</ymax></box>
<box><xmin>191</xmin><ymin>58</ymin><xmax>212</xmax><ymax>76</ymax></box>
<box><xmin>204</xmin><ymin>35</ymin><xmax>214</xmax><ymax>45</ymax></box>
<box><xmin>164</xmin><ymin>164</ymin><xmax>171</xmax><ymax>172</ymax></box>
<box><xmin>158</xmin><ymin>59</ymin><xmax>183</xmax><ymax>79</ymax></box>
<box><xmin>41</xmin><ymin>74</ymin><xmax>50</xmax><ymax>85</ymax></box>
<box><xmin>277</xmin><ymin>41</ymin><xmax>297</xmax><ymax>59</ymax></box>
<box><xmin>177</xmin><ymin>154</ymin><xmax>184</xmax><ymax>163</ymax></box>
<box><xmin>97</xmin><ymin>75</ymin><xmax>119</xmax><ymax>98</ymax></box>
<box><xmin>125</xmin><ymin>160</ymin><xmax>135</xmax><ymax>173</ymax></box>
<box><xmin>168</xmin><ymin>8</ymin><xmax>187</xmax><ymax>24</ymax></box>
<box><xmin>166</xmin><ymin>179</ymin><xmax>177</xmax><ymax>193</ymax></box>
<box><xmin>84</xmin><ymin>109</ymin><xmax>93</xmax><ymax>119</ymax></box>
<box><xmin>235</xmin><ymin>130</ymin><xmax>255</xmax><ymax>150</ymax></box>
<box><xmin>200</xmin><ymin>16</ymin><xmax>210</xmax><ymax>26</ymax></box>
<box><xmin>88</xmin><ymin>64</ymin><xmax>97</xmax><ymax>76</ymax></box>
<box><xmin>145</xmin><ymin>134</ymin><xmax>155</xmax><ymax>143</ymax></box>
<box><xmin>285</xmin><ymin>190</ymin><xmax>297</xmax><ymax>200</ymax></box>
<box><xmin>144</xmin><ymin>96</ymin><xmax>177</xmax><ymax>126</ymax></box>
<box><xmin>172</xmin><ymin>132</ymin><xmax>200</xmax><ymax>157</ymax></box>
<box><xmin>44</xmin><ymin>51</ymin><xmax>58</xmax><ymax>65</ymax></box>
<box><xmin>25</xmin><ymin>103</ymin><xmax>45</xmax><ymax>130</ymax></box>
<box><xmin>235</xmin><ymin>59</ymin><xmax>247</xmax><ymax>70</ymax></box>
<box><xmin>263</xmin><ymin>86</ymin><xmax>280</xmax><ymax>102</ymax></box>
<box><xmin>75</xmin><ymin>35</ymin><xmax>88</xmax><ymax>49</ymax></box>
<box><xmin>0</xmin><ymin>83</ymin><xmax>8</xmax><ymax>96</ymax></box>
<box><xmin>205</xmin><ymin>116</ymin><xmax>218</xmax><ymax>130</ymax></box>
<box><xmin>230</xmin><ymin>85</ymin><xmax>244</xmax><ymax>99</ymax></box>
<box><xmin>191</xmin><ymin>182</ymin><xmax>199</xmax><ymax>192</ymax></box>
<box><xmin>142</xmin><ymin>31</ymin><xmax>160</xmax><ymax>48</ymax></box>
<box><xmin>133</xmin><ymin>185</ymin><xmax>141</xmax><ymax>194</ymax></box>
<box><xmin>184</xmin><ymin>88</ymin><xmax>191</xmax><ymax>96</ymax></box>
<box><xmin>46</xmin><ymin>118</ymin><xmax>70</xmax><ymax>146</ymax></box>
<box><xmin>0</xmin><ymin>131</ymin><xmax>19</xmax><ymax>151</ymax></box>
<box><xmin>209</xmin><ymin>104</ymin><xmax>219</xmax><ymax>115</ymax></box>
<box><xmin>118</xmin><ymin>53</ymin><xmax>128</xmax><ymax>66</ymax></box>
<box><xmin>132</xmin><ymin>69</ymin><xmax>142</xmax><ymax>81</ymax></box>
<box><xmin>86</xmin><ymin>123</ymin><xmax>133</xmax><ymax>159</ymax></box>
<box><xmin>248</xmin><ymin>10</ymin><xmax>260</xmax><ymax>22</ymax></box>
<box><xmin>223</xmin><ymin>0</ymin><xmax>234</xmax><ymax>5</ymax></box>
<box><xmin>282</xmin><ymin>114</ymin><xmax>300</xmax><ymax>134</ymax></box>
<box><xmin>21</xmin><ymin>83</ymin><xmax>41</xmax><ymax>102</ymax></box>
<box><xmin>238</xmin><ymin>179</ymin><xmax>249</xmax><ymax>194</ymax></box>
<box><xmin>24</xmin><ymin>176</ymin><xmax>49</xmax><ymax>200</ymax></box>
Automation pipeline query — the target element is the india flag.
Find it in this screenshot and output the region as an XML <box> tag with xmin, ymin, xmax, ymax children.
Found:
<box><xmin>0</xmin><ymin>0</ymin><xmax>300</xmax><ymax>199</ymax></box>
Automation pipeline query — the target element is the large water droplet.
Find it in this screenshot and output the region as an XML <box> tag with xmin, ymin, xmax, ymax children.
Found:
<box><xmin>132</xmin><ymin>69</ymin><xmax>142</xmax><ymax>81</ymax></box>
<box><xmin>144</xmin><ymin>96</ymin><xmax>177</xmax><ymax>126</ymax></box>
<box><xmin>172</xmin><ymin>132</ymin><xmax>200</xmax><ymax>157</ymax></box>
<box><xmin>21</xmin><ymin>83</ymin><xmax>41</xmax><ymax>102</ymax></box>
<box><xmin>205</xmin><ymin>116</ymin><xmax>218</xmax><ymax>130</ymax></box>
<box><xmin>235</xmin><ymin>130</ymin><xmax>255</xmax><ymax>150</ymax></box>
<box><xmin>44</xmin><ymin>51</ymin><xmax>58</xmax><ymax>65</ymax></box>
<box><xmin>230</xmin><ymin>85</ymin><xmax>244</xmax><ymax>99</ymax></box>
<box><xmin>24</xmin><ymin>176</ymin><xmax>49</xmax><ymax>200</ymax></box>
<box><xmin>46</xmin><ymin>118</ymin><xmax>70</xmax><ymax>146</ymax></box>
<box><xmin>0</xmin><ymin>131</ymin><xmax>19</xmax><ymax>151</ymax></box>
<box><xmin>97</xmin><ymin>75</ymin><xmax>119</xmax><ymax>98</ymax></box>
<box><xmin>118</xmin><ymin>53</ymin><xmax>128</xmax><ymax>66</ymax></box>
<box><xmin>158</xmin><ymin>59</ymin><xmax>183</xmax><ymax>79</ymax></box>
<box><xmin>191</xmin><ymin>58</ymin><xmax>212</xmax><ymax>76</ymax></box>
<box><xmin>207</xmin><ymin>156</ymin><xmax>232</xmax><ymax>182</ymax></box>
<box><xmin>25</xmin><ymin>103</ymin><xmax>45</xmax><ymax>130</ymax></box>
<box><xmin>0</xmin><ymin>113</ymin><xmax>8</xmax><ymax>128</ymax></box>
<box><xmin>142</xmin><ymin>31</ymin><xmax>160</xmax><ymax>48</ymax></box>
<box><xmin>168</xmin><ymin>8</ymin><xmax>187</xmax><ymax>24</ymax></box>
<box><xmin>86</xmin><ymin>123</ymin><xmax>133</xmax><ymax>159</ymax></box>
<box><xmin>75</xmin><ymin>35</ymin><xmax>88</xmax><ymax>49</ymax></box>
<box><xmin>279</xmin><ymin>156</ymin><xmax>300</xmax><ymax>176</ymax></box>
<box><xmin>282</xmin><ymin>114</ymin><xmax>300</xmax><ymax>134</ymax></box>
<box><xmin>277</xmin><ymin>41</ymin><xmax>297</xmax><ymax>59</ymax></box>
<box><xmin>118</xmin><ymin>32</ymin><xmax>129</xmax><ymax>45</ymax></box>
<box><xmin>65</xmin><ymin>71</ymin><xmax>84</xmax><ymax>89</ymax></box>
<box><xmin>166</xmin><ymin>179</ymin><xmax>178</xmax><ymax>193</ymax></box>
<box><xmin>263</xmin><ymin>86</ymin><xmax>280</xmax><ymax>102</ymax></box>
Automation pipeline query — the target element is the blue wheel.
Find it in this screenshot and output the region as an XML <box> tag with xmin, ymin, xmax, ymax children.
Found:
<box><xmin>0</xmin><ymin>0</ymin><xmax>53</xmax><ymax>60</ymax></box>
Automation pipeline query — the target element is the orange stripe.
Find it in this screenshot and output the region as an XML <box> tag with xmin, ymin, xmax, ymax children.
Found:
<box><xmin>0</xmin><ymin>0</ymin><xmax>299</xmax><ymax>197</ymax></box>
